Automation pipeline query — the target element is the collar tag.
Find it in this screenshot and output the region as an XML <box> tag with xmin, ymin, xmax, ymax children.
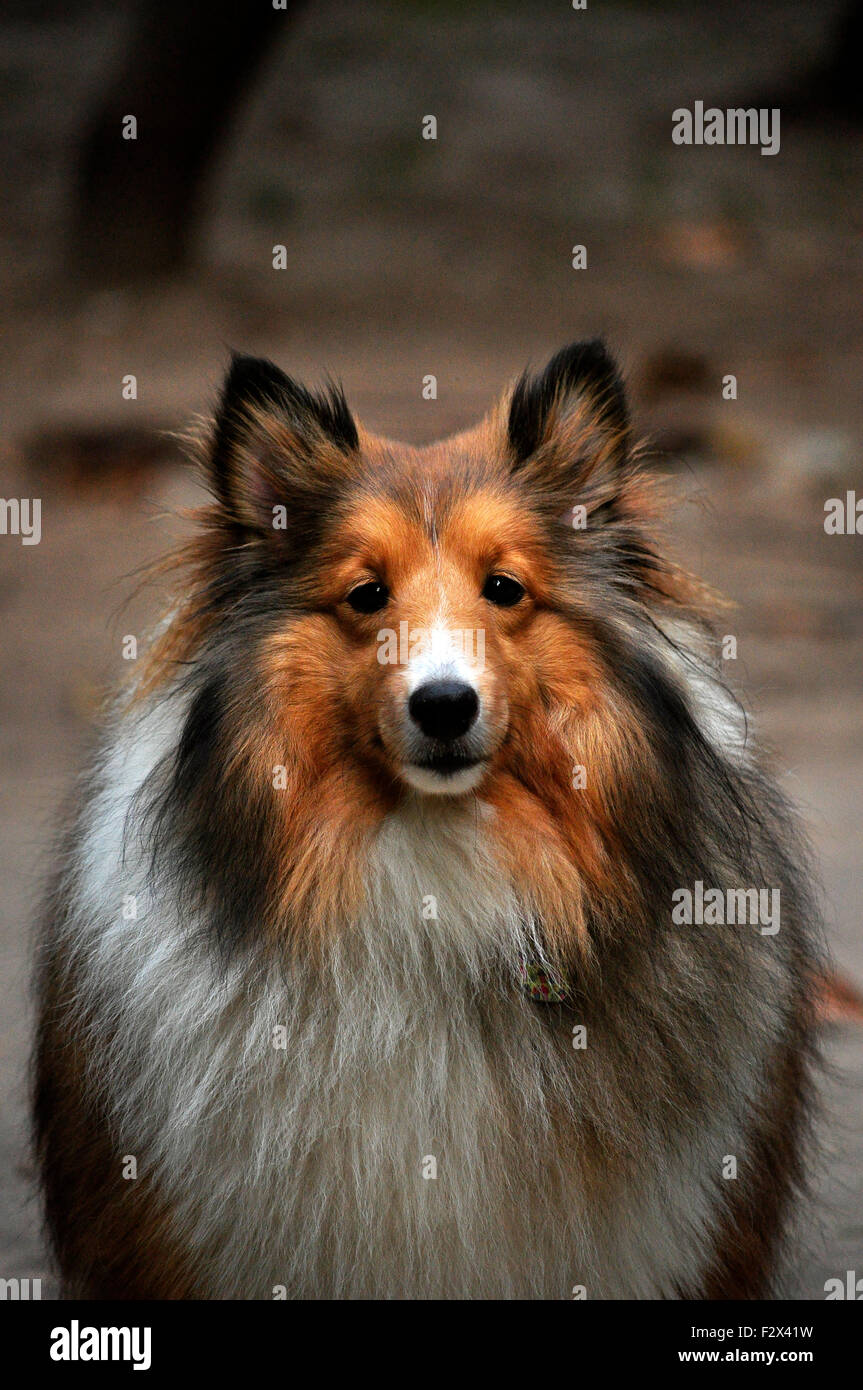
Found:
<box><xmin>520</xmin><ymin>959</ymin><xmax>569</xmax><ymax>1003</ymax></box>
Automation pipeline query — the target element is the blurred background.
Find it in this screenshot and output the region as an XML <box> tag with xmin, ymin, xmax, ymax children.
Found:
<box><xmin>0</xmin><ymin>0</ymin><xmax>861</xmax><ymax>1297</ymax></box>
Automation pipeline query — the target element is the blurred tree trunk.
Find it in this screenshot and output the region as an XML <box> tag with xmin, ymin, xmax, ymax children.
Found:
<box><xmin>73</xmin><ymin>0</ymin><xmax>304</xmax><ymax>284</ymax></box>
<box><xmin>800</xmin><ymin>0</ymin><xmax>863</xmax><ymax>120</ymax></box>
<box><xmin>754</xmin><ymin>0</ymin><xmax>863</xmax><ymax>123</ymax></box>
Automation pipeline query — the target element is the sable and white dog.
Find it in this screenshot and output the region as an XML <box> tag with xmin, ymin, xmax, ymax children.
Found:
<box><xmin>34</xmin><ymin>342</ymin><xmax>818</xmax><ymax>1299</ymax></box>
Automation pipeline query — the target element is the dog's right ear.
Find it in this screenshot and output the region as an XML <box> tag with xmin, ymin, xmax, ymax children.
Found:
<box><xmin>209</xmin><ymin>354</ymin><xmax>359</xmax><ymax>537</ymax></box>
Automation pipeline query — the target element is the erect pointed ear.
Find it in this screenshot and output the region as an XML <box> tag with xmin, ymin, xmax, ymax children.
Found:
<box><xmin>209</xmin><ymin>353</ymin><xmax>359</xmax><ymax>537</ymax></box>
<box><xmin>506</xmin><ymin>339</ymin><xmax>630</xmax><ymax>493</ymax></box>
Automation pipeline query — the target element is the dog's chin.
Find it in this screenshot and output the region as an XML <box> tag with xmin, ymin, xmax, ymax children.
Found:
<box><xmin>400</xmin><ymin>756</ymin><xmax>488</xmax><ymax>796</ymax></box>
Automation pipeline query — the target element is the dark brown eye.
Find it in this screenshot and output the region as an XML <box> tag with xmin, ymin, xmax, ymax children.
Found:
<box><xmin>482</xmin><ymin>573</ymin><xmax>525</xmax><ymax>607</ymax></box>
<box><xmin>347</xmin><ymin>581</ymin><xmax>389</xmax><ymax>614</ymax></box>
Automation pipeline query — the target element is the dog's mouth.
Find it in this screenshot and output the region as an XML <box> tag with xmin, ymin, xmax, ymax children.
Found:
<box><xmin>399</xmin><ymin>744</ymin><xmax>489</xmax><ymax>794</ymax></box>
<box><xmin>378</xmin><ymin>707</ymin><xmax>500</xmax><ymax>795</ymax></box>
<box><xmin>410</xmin><ymin>751</ymin><xmax>483</xmax><ymax>777</ymax></box>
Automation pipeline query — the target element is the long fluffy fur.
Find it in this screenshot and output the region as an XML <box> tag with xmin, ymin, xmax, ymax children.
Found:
<box><xmin>33</xmin><ymin>343</ymin><xmax>820</xmax><ymax>1299</ymax></box>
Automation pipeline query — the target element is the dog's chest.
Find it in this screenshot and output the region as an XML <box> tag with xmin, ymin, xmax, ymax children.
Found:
<box><xmin>82</xmin><ymin>741</ymin><xmax>720</xmax><ymax>1298</ymax></box>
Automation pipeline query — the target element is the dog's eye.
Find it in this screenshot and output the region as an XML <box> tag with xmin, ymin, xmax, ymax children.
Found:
<box><xmin>347</xmin><ymin>581</ymin><xmax>390</xmax><ymax>614</ymax></box>
<box><xmin>482</xmin><ymin>573</ymin><xmax>525</xmax><ymax>607</ymax></box>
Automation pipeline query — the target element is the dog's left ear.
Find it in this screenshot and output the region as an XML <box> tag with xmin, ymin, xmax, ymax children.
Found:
<box><xmin>506</xmin><ymin>339</ymin><xmax>630</xmax><ymax>491</ymax></box>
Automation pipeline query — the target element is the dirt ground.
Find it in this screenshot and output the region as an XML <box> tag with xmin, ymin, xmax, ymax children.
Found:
<box><xmin>1</xmin><ymin>0</ymin><xmax>861</xmax><ymax>1296</ymax></box>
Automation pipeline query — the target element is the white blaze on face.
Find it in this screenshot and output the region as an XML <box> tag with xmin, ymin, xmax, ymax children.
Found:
<box><xmin>400</xmin><ymin>614</ymin><xmax>489</xmax><ymax>796</ymax></box>
<box><xmin>404</xmin><ymin>621</ymin><xmax>484</xmax><ymax>696</ymax></box>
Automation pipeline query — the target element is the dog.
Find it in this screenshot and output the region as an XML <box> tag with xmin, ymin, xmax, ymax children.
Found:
<box><xmin>34</xmin><ymin>341</ymin><xmax>819</xmax><ymax>1298</ymax></box>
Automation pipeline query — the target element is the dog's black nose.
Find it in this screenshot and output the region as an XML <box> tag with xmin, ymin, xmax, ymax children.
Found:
<box><xmin>409</xmin><ymin>680</ymin><xmax>479</xmax><ymax>741</ymax></box>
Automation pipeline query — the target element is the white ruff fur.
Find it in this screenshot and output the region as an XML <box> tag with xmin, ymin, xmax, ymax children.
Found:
<box><xmin>64</xmin><ymin>656</ymin><xmax>785</xmax><ymax>1299</ymax></box>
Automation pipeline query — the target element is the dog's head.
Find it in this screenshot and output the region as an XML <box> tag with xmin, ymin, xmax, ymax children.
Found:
<box><xmin>181</xmin><ymin>342</ymin><xmax>670</xmax><ymax>803</ymax></box>
<box><xmin>140</xmin><ymin>343</ymin><xmax>741</xmax><ymax>950</ymax></box>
